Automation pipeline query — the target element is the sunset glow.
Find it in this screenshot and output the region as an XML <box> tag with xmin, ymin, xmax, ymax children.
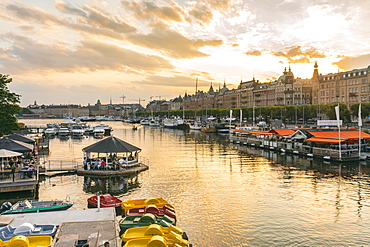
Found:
<box><xmin>1</xmin><ymin>0</ymin><xmax>370</xmax><ymax>106</ymax></box>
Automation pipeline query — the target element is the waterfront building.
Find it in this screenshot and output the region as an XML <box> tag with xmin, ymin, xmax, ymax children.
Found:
<box><xmin>180</xmin><ymin>63</ymin><xmax>370</xmax><ymax>111</ymax></box>
<box><xmin>312</xmin><ymin>63</ymin><xmax>370</xmax><ymax>106</ymax></box>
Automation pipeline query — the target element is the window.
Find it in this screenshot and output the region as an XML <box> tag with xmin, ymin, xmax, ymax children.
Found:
<box><xmin>342</xmin><ymin>89</ymin><xmax>345</xmax><ymax>94</ymax></box>
<box><xmin>342</xmin><ymin>97</ymin><xmax>345</xmax><ymax>102</ymax></box>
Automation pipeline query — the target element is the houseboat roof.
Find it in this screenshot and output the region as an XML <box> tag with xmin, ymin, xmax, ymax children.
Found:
<box><xmin>307</xmin><ymin>130</ymin><xmax>370</xmax><ymax>139</ymax></box>
<box><xmin>269</xmin><ymin>129</ymin><xmax>296</xmax><ymax>136</ymax></box>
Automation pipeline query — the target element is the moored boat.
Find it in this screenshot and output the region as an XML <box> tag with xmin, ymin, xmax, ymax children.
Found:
<box><xmin>126</xmin><ymin>205</ymin><xmax>176</xmax><ymax>221</ymax></box>
<box><xmin>119</xmin><ymin>213</ymin><xmax>176</xmax><ymax>235</ymax></box>
<box><xmin>87</xmin><ymin>194</ymin><xmax>122</xmax><ymax>213</ymax></box>
<box><xmin>121</xmin><ymin>224</ymin><xmax>188</xmax><ymax>244</ymax></box>
<box><xmin>122</xmin><ymin>235</ymin><xmax>188</xmax><ymax>247</ymax></box>
<box><xmin>0</xmin><ymin>223</ymin><xmax>57</xmax><ymax>241</ymax></box>
<box><xmin>121</xmin><ymin>197</ymin><xmax>174</xmax><ymax>214</ymax></box>
<box><xmin>0</xmin><ymin>199</ymin><xmax>73</xmax><ymax>215</ymax></box>
<box><xmin>0</xmin><ymin>235</ymin><xmax>53</xmax><ymax>247</ymax></box>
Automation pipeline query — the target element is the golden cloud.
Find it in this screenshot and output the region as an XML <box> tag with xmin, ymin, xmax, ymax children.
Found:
<box><xmin>272</xmin><ymin>46</ymin><xmax>326</xmax><ymax>63</ymax></box>
<box><xmin>0</xmin><ymin>34</ymin><xmax>174</xmax><ymax>75</ymax></box>
<box><xmin>126</xmin><ymin>29</ymin><xmax>223</xmax><ymax>59</ymax></box>
<box><xmin>333</xmin><ymin>54</ymin><xmax>370</xmax><ymax>70</ymax></box>
<box><xmin>121</xmin><ymin>0</ymin><xmax>186</xmax><ymax>22</ymax></box>
<box><xmin>244</xmin><ymin>50</ymin><xmax>262</xmax><ymax>56</ymax></box>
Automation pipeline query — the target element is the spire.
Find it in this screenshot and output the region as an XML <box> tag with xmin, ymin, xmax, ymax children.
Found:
<box><xmin>195</xmin><ymin>77</ymin><xmax>198</xmax><ymax>94</ymax></box>
<box><xmin>312</xmin><ymin>61</ymin><xmax>319</xmax><ymax>80</ymax></box>
<box><xmin>110</xmin><ymin>97</ymin><xmax>112</xmax><ymax>105</ymax></box>
<box><xmin>208</xmin><ymin>82</ymin><xmax>214</xmax><ymax>94</ymax></box>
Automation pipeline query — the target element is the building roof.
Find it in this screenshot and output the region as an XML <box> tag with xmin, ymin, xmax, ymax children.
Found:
<box><xmin>82</xmin><ymin>136</ymin><xmax>141</xmax><ymax>153</ymax></box>
<box><xmin>307</xmin><ymin>130</ymin><xmax>370</xmax><ymax>139</ymax></box>
<box><xmin>269</xmin><ymin>129</ymin><xmax>296</xmax><ymax>136</ymax></box>
<box><xmin>6</xmin><ymin>133</ymin><xmax>35</xmax><ymax>144</ymax></box>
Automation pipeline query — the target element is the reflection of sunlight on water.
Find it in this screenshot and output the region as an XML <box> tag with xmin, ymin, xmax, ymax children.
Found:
<box><xmin>11</xmin><ymin>119</ymin><xmax>370</xmax><ymax>246</ymax></box>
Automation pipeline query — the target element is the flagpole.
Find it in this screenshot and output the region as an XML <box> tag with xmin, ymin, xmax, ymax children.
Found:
<box><xmin>359</xmin><ymin>104</ymin><xmax>362</xmax><ymax>159</ymax></box>
<box><xmin>335</xmin><ymin>104</ymin><xmax>342</xmax><ymax>161</ymax></box>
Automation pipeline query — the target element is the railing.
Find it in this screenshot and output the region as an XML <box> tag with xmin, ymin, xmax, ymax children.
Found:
<box><xmin>0</xmin><ymin>170</ymin><xmax>37</xmax><ymax>183</ymax></box>
<box><xmin>41</xmin><ymin>159</ymin><xmax>79</xmax><ymax>171</ymax></box>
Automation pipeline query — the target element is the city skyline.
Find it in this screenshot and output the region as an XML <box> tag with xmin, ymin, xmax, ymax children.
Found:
<box><xmin>1</xmin><ymin>0</ymin><xmax>370</xmax><ymax>106</ymax></box>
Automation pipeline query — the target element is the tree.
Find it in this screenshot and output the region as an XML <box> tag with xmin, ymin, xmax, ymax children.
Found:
<box><xmin>0</xmin><ymin>74</ymin><xmax>21</xmax><ymax>137</ymax></box>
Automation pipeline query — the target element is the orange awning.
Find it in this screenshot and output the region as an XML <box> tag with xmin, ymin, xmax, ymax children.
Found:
<box><xmin>307</xmin><ymin>130</ymin><xmax>370</xmax><ymax>139</ymax></box>
<box><xmin>306</xmin><ymin>137</ymin><xmax>346</xmax><ymax>143</ymax></box>
<box><xmin>234</xmin><ymin>130</ymin><xmax>274</xmax><ymax>135</ymax></box>
<box><xmin>269</xmin><ymin>129</ymin><xmax>296</xmax><ymax>136</ymax></box>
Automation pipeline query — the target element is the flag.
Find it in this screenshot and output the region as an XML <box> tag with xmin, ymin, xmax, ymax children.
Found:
<box><xmin>359</xmin><ymin>104</ymin><xmax>362</xmax><ymax>127</ymax></box>
<box><xmin>335</xmin><ymin>104</ymin><xmax>340</xmax><ymax>127</ymax></box>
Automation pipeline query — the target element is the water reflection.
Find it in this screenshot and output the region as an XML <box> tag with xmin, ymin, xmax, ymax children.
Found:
<box><xmin>83</xmin><ymin>175</ymin><xmax>141</xmax><ymax>195</ymax></box>
<box><xmin>14</xmin><ymin>119</ymin><xmax>370</xmax><ymax>246</ymax></box>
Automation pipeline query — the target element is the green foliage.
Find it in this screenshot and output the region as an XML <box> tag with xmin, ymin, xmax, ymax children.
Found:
<box><xmin>0</xmin><ymin>74</ymin><xmax>21</xmax><ymax>137</ymax></box>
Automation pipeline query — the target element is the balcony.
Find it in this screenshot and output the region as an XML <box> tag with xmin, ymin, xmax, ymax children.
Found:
<box><xmin>284</xmin><ymin>89</ymin><xmax>294</xmax><ymax>94</ymax></box>
<box><xmin>349</xmin><ymin>92</ymin><xmax>357</xmax><ymax>97</ymax></box>
<box><xmin>276</xmin><ymin>97</ymin><xmax>284</xmax><ymax>101</ymax></box>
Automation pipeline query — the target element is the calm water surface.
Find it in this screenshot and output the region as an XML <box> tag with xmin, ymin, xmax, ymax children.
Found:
<box><xmin>13</xmin><ymin>119</ymin><xmax>370</xmax><ymax>246</ymax></box>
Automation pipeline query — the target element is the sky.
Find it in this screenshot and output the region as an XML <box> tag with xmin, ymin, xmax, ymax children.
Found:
<box><xmin>1</xmin><ymin>0</ymin><xmax>370</xmax><ymax>107</ymax></box>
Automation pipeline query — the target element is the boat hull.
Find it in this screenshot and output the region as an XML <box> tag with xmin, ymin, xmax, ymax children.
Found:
<box><xmin>1</xmin><ymin>200</ymin><xmax>73</xmax><ymax>215</ymax></box>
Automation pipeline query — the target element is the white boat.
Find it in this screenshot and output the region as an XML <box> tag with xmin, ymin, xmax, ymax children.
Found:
<box><xmin>140</xmin><ymin>119</ymin><xmax>150</xmax><ymax>125</ymax></box>
<box><xmin>58</xmin><ymin>127</ymin><xmax>70</xmax><ymax>136</ymax></box>
<box><xmin>163</xmin><ymin>118</ymin><xmax>178</xmax><ymax>128</ymax></box>
<box><xmin>163</xmin><ymin>117</ymin><xmax>189</xmax><ymax>129</ymax></box>
<box><xmin>189</xmin><ymin>121</ymin><xmax>201</xmax><ymax>130</ymax></box>
<box><xmin>149</xmin><ymin>119</ymin><xmax>160</xmax><ymax>126</ymax></box>
<box><xmin>70</xmin><ymin>125</ymin><xmax>84</xmax><ymax>137</ymax></box>
<box><xmin>93</xmin><ymin>126</ymin><xmax>105</xmax><ymax>136</ymax></box>
<box><xmin>96</xmin><ymin>124</ymin><xmax>113</xmax><ymax>135</ymax></box>
<box><xmin>44</xmin><ymin>128</ymin><xmax>57</xmax><ymax>136</ymax></box>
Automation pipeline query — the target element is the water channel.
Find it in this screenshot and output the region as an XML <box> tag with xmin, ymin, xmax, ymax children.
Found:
<box><xmin>6</xmin><ymin>119</ymin><xmax>370</xmax><ymax>246</ymax></box>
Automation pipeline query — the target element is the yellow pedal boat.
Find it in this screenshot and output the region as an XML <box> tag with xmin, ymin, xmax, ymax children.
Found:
<box><xmin>123</xmin><ymin>235</ymin><xmax>188</xmax><ymax>247</ymax></box>
<box><xmin>121</xmin><ymin>198</ymin><xmax>174</xmax><ymax>215</ymax></box>
<box><xmin>121</xmin><ymin>224</ymin><xmax>187</xmax><ymax>242</ymax></box>
<box><xmin>0</xmin><ymin>235</ymin><xmax>53</xmax><ymax>247</ymax></box>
